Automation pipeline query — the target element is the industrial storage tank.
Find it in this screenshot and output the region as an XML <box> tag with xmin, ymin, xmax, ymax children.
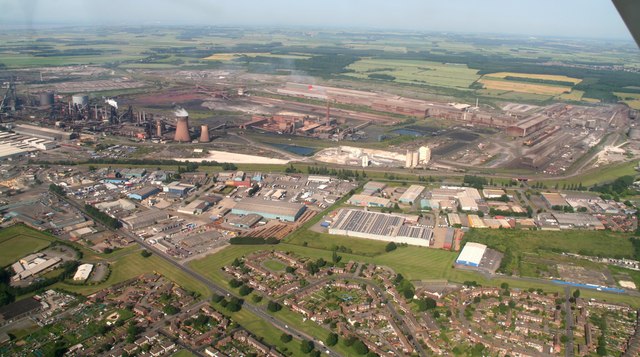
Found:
<box><xmin>72</xmin><ymin>93</ymin><xmax>89</xmax><ymax>108</ymax></box>
<box><xmin>38</xmin><ymin>91</ymin><xmax>54</xmax><ymax>107</ymax></box>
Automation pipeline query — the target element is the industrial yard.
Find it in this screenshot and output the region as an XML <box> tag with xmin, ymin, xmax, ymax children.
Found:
<box><xmin>0</xmin><ymin>20</ymin><xmax>640</xmax><ymax>357</ymax></box>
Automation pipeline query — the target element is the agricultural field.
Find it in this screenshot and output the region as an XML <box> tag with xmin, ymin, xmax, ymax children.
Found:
<box><xmin>615</xmin><ymin>92</ymin><xmax>640</xmax><ymax>110</ymax></box>
<box><xmin>557</xmin><ymin>89</ymin><xmax>586</xmax><ymax>101</ymax></box>
<box><xmin>203</xmin><ymin>52</ymin><xmax>312</xmax><ymax>61</ymax></box>
<box><xmin>485</xmin><ymin>72</ymin><xmax>582</xmax><ymax>85</ymax></box>
<box><xmin>344</xmin><ymin>58</ymin><xmax>480</xmax><ymax>90</ymax></box>
<box><xmin>0</xmin><ymin>225</ymin><xmax>54</xmax><ymax>267</ymax></box>
<box><xmin>477</xmin><ymin>78</ymin><xmax>571</xmax><ymax>95</ymax></box>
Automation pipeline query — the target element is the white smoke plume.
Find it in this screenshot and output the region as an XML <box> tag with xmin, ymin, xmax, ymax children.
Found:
<box><xmin>105</xmin><ymin>99</ymin><xmax>118</xmax><ymax>109</ymax></box>
<box><xmin>174</xmin><ymin>107</ymin><xmax>189</xmax><ymax>117</ymax></box>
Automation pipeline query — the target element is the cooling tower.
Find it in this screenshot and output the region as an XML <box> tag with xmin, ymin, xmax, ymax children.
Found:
<box><xmin>174</xmin><ymin>115</ymin><xmax>191</xmax><ymax>142</ymax></box>
<box><xmin>419</xmin><ymin>146</ymin><xmax>431</xmax><ymax>164</ymax></box>
<box><xmin>156</xmin><ymin>120</ymin><xmax>163</xmax><ymax>137</ymax></box>
<box><xmin>411</xmin><ymin>151</ymin><xmax>419</xmax><ymax>168</ymax></box>
<box><xmin>199</xmin><ymin>125</ymin><xmax>210</xmax><ymax>142</ymax></box>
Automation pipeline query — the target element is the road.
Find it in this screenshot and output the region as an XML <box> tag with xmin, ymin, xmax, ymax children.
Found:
<box><xmin>56</xmin><ymin>192</ymin><xmax>343</xmax><ymax>357</ymax></box>
<box><xmin>564</xmin><ymin>287</ymin><xmax>574</xmax><ymax>357</ymax></box>
<box><xmin>293</xmin><ymin>273</ymin><xmax>427</xmax><ymax>356</ymax></box>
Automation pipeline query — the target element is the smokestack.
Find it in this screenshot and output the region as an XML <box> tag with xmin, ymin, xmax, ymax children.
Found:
<box><xmin>174</xmin><ymin>108</ymin><xmax>190</xmax><ymax>142</ymax></box>
<box><xmin>326</xmin><ymin>100</ymin><xmax>330</xmax><ymax>123</ymax></box>
<box><xmin>199</xmin><ymin>125</ymin><xmax>210</xmax><ymax>142</ymax></box>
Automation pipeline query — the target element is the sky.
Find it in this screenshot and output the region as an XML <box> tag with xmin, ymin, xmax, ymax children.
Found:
<box><xmin>0</xmin><ymin>0</ymin><xmax>633</xmax><ymax>40</ymax></box>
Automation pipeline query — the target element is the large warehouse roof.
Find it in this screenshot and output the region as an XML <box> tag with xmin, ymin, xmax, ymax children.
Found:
<box><xmin>456</xmin><ymin>242</ymin><xmax>487</xmax><ymax>267</ymax></box>
<box><xmin>233</xmin><ymin>198</ymin><xmax>305</xmax><ymax>217</ymax></box>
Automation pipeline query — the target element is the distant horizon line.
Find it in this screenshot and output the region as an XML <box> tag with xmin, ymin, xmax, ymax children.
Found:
<box><xmin>0</xmin><ymin>23</ymin><xmax>635</xmax><ymax>44</ymax></box>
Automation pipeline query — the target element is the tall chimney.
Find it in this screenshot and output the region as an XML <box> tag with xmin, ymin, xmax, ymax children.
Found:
<box><xmin>199</xmin><ymin>125</ymin><xmax>210</xmax><ymax>142</ymax></box>
<box><xmin>156</xmin><ymin>120</ymin><xmax>163</xmax><ymax>137</ymax></box>
<box><xmin>174</xmin><ymin>115</ymin><xmax>190</xmax><ymax>142</ymax></box>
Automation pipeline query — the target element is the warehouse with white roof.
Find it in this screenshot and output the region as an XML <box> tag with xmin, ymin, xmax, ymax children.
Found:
<box><xmin>455</xmin><ymin>242</ymin><xmax>487</xmax><ymax>267</ymax></box>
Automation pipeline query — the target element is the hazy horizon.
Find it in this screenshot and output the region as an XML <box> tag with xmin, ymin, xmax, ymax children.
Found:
<box><xmin>0</xmin><ymin>0</ymin><xmax>634</xmax><ymax>42</ymax></box>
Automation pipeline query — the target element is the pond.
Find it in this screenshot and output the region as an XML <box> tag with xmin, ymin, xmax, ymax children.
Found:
<box><xmin>270</xmin><ymin>143</ymin><xmax>316</xmax><ymax>156</ymax></box>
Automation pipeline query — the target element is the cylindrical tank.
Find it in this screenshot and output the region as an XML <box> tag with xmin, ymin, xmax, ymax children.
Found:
<box><xmin>39</xmin><ymin>92</ymin><xmax>54</xmax><ymax>107</ymax></box>
<box><xmin>72</xmin><ymin>93</ymin><xmax>89</xmax><ymax>108</ymax></box>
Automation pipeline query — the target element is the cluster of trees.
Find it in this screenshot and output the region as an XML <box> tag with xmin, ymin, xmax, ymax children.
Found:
<box><xmin>560</xmin><ymin>182</ymin><xmax>586</xmax><ymax>191</ymax></box>
<box><xmin>591</xmin><ymin>175</ymin><xmax>635</xmax><ymax>196</ymax></box>
<box><xmin>463</xmin><ymin>175</ymin><xmax>488</xmax><ymax>190</ymax></box>
<box><xmin>551</xmin><ymin>205</ymin><xmax>575</xmax><ymax>213</ymax></box>
<box><xmin>212</xmin><ymin>293</ymin><xmax>244</xmax><ymax>312</ymax></box>
<box><xmin>306</xmin><ymin>166</ymin><xmax>367</xmax><ymax>180</ymax></box>
<box><xmin>305</xmin><ymin>258</ymin><xmax>328</xmax><ymax>275</ymax></box>
<box><xmin>415</xmin><ymin>297</ymin><xmax>437</xmax><ymax>311</ymax></box>
<box><xmin>84</xmin><ymin>204</ymin><xmax>122</xmax><ymax>229</ymax></box>
<box><xmin>229</xmin><ymin>236</ymin><xmax>280</xmax><ymax>245</ymax></box>
<box><xmin>393</xmin><ymin>273</ymin><xmax>415</xmax><ymax>299</ymax></box>
<box><xmin>48</xmin><ymin>184</ymin><xmax>66</xmax><ymax>196</ymax></box>
<box><xmin>631</xmin><ymin>238</ymin><xmax>640</xmax><ymax>261</ymax></box>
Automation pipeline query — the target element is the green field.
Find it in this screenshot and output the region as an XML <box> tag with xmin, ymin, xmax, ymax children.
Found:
<box><xmin>0</xmin><ymin>225</ymin><xmax>55</xmax><ymax>267</ymax></box>
<box><xmin>171</xmin><ymin>350</ymin><xmax>196</xmax><ymax>357</ymax></box>
<box><xmin>547</xmin><ymin>160</ymin><xmax>638</xmax><ymax>187</ymax></box>
<box><xmin>263</xmin><ymin>259</ymin><xmax>287</xmax><ymax>271</ymax></box>
<box><xmin>345</xmin><ymin>58</ymin><xmax>480</xmax><ymax>90</ymax></box>
<box><xmin>55</xmin><ymin>249</ymin><xmax>210</xmax><ymax>297</ymax></box>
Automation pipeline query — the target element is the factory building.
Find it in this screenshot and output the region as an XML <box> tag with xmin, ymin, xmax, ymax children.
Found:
<box><xmin>11</xmin><ymin>253</ymin><xmax>62</xmax><ymax>281</ymax></box>
<box><xmin>362</xmin><ymin>181</ymin><xmax>387</xmax><ymax>195</ymax></box>
<box><xmin>231</xmin><ymin>198</ymin><xmax>306</xmax><ymax>222</ymax></box>
<box><xmin>347</xmin><ymin>194</ymin><xmax>392</xmax><ymax>208</ymax></box>
<box><xmin>163</xmin><ymin>181</ymin><xmax>195</xmax><ymax>197</ymax></box>
<box><xmin>505</xmin><ymin>115</ymin><xmax>550</xmax><ymax>137</ymax></box>
<box><xmin>228</xmin><ymin>213</ymin><xmax>263</xmax><ymax>229</ymax></box>
<box><xmin>177</xmin><ymin>199</ymin><xmax>210</xmax><ymax>215</ymax></box>
<box><xmin>458</xmin><ymin>196</ymin><xmax>479</xmax><ymax>211</ymax></box>
<box><xmin>13</xmin><ymin>124</ymin><xmax>74</xmax><ymax>141</ymax></box>
<box><xmin>455</xmin><ymin>242</ymin><xmax>487</xmax><ymax>267</ymax></box>
<box><xmin>121</xmin><ymin>209</ymin><xmax>169</xmax><ymax>230</ymax></box>
<box><xmin>73</xmin><ymin>263</ymin><xmax>94</xmax><ymax>281</ymax></box>
<box><xmin>127</xmin><ymin>186</ymin><xmax>160</xmax><ymax>201</ymax></box>
<box><xmin>328</xmin><ymin>208</ymin><xmax>433</xmax><ymax>247</ymax></box>
<box><xmin>482</xmin><ymin>189</ymin><xmax>507</xmax><ymax>199</ymax></box>
<box><xmin>541</xmin><ymin>192</ymin><xmax>568</xmax><ymax>207</ymax></box>
<box><xmin>398</xmin><ymin>185</ymin><xmax>425</xmax><ymax>205</ymax></box>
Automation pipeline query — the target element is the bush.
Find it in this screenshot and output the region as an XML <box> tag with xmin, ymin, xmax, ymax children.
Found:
<box><xmin>280</xmin><ymin>333</ymin><xmax>293</xmax><ymax>343</ymax></box>
<box><xmin>300</xmin><ymin>340</ymin><xmax>314</xmax><ymax>354</ymax></box>
<box><xmin>212</xmin><ymin>294</ymin><xmax>224</xmax><ymax>303</ymax></box>
<box><xmin>325</xmin><ymin>332</ymin><xmax>338</xmax><ymax>346</ymax></box>
<box><xmin>385</xmin><ymin>242</ymin><xmax>397</xmax><ymax>252</ymax></box>
<box><xmin>267</xmin><ymin>301</ymin><xmax>282</xmax><ymax>312</ymax></box>
<box><xmin>140</xmin><ymin>250</ymin><xmax>152</xmax><ymax>258</ymax></box>
<box><xmin>239</xmin><ymin>285</ymin><xmax>253</xmax><ymax>296</ymax></box>
<box><xmin>353</xmin><ymin>340</ymin><xmax>369</xmax><ymax>355</ymax></box>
